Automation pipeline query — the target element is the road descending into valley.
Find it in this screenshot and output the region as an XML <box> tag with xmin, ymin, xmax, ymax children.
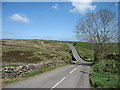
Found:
<box><xmin>3</xmin><ymin>44</ymin><xmax>91</xmax><ymax>88</ymax></box>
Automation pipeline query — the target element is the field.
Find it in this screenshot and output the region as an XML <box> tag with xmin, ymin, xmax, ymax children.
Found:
<box><xmin>1</xmin><ymin>39</ymin><xmax>72</xmax><ymax>64</ymax></box>
<box><xmin>1</xmin><ymin>39</ymin><xmax>118</xmax><ymax>64</ymax></box>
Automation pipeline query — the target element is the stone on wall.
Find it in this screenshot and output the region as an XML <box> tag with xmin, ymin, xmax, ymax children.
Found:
<box><xmin>1</xmin><ymin>60</ymin><xmax>69</xmax><ymax>79</ymax></box>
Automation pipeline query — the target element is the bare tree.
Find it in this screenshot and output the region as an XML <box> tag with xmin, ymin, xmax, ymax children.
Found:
<box><xmin>74</xmin><ymin>9</ymin><xmax>118</xmax><ymax>61</ymax></box>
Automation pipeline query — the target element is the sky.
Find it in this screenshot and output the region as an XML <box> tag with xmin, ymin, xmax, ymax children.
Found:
<box><xmin>1</xmin><ymin>1</ymin><xmax>119</xmax><ymax>41</ymax></box>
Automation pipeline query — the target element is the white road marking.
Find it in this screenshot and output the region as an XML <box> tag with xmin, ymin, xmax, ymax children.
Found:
<box><xmin>50</xmin><ymin>66</ymin><xmax>80</xmax><ymax>89</ymax></box>
<box><xmin>70</xmin><ymin>68</ymin><xmax>77</xmax><ymax>74</ymax></box>
<box><xmin>50</xmin><ymin>77</ymin><xmax>66</xmax><ymax>89</ymax></box>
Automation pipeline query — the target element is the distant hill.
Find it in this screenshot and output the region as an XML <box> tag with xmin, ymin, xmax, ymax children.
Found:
<box><xmin>1</xmin><ymin>39</ymin><xmax>72</xmax><ymax>63</ymax></box>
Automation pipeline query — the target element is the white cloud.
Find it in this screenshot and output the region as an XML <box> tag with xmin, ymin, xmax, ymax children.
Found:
<box><xmin>9</xmin><ymin>13</ymin><xmax>30</xmax><ymax>23</ymax></box>
<box><xmin>51</xmin><ymin>3</ymin><xmax>59</xmax><ymax>10</ymax></box>
<box><xmin>115</xmin><ymin>3</ymin><xmax>118</xmax><ymax>7</ymax></box>
<box><xmin>70</xmin><ymin>0</ymin><xmax>96</xmax><ymax>14</ymax></box>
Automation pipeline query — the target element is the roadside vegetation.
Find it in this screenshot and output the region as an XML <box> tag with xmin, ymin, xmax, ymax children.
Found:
<box><xmin>90</xmin><ymin>59</ymin><xmax>120</xmax><ymax>88</ymax></box>
<box><xmin>73</xmin><ymin>9</ymin><xmax>119</xmax><ymax>88</ymax></box>
<box><xmin>71</xmin><ymin>41</ymin><xmax>119</xmax><ymax>88</ymax></box>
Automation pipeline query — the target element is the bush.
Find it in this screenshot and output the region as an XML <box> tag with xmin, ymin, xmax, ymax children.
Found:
<box><xmin>93</xmin><ymin>59</ymin><xmax>120</xmax><ymax>73</ymax></box>
<box><xmin>91</xmin><ymin>59</ymin><xmax>120</xmax><ymax>88</ymax></box>
<box><xmin>106</xmin><ymin>53</ymin><xmax>120</xmax><ymax>61</ymax></box>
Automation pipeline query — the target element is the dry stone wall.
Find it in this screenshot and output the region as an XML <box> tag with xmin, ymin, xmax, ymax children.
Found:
<box><xmin>1</xmin><ymin>60</ymin><xmax>71</xmax><ymax>79</ymax></box>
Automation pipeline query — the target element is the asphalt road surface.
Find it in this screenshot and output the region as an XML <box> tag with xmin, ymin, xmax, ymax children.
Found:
<box><xmin>67</xmin><ymin>43</ymin><xmax>91</xmax><ymax>65</ymax></box>
<box><xmin>3</xmin><ymin>44</ymin><xmax>91</xmax><ymax>88</ymax></box>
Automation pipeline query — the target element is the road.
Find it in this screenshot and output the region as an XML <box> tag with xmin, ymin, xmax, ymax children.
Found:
<box><xmin>67</xmin><ymin>43</ymin><xmax>91</xmax><ymax>65</ymax></box>
<box><xmin>3</xmin><ymin>44</ymin><xmax>91</xmax><ymax>88</ymax></box>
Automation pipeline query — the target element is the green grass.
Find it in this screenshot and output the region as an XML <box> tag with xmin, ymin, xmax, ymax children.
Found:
<box><xmin>90</xmin><ymin>71</ymin><xmax>119</xmax><ymax>88</ymax></box>
<box><xmin>90</xmin><ymin>59</ymin><xmax>120</xmax><ymax>88</ymax></box>
<box><xmin>3</xmin><ymin>79</ymin><xmax>18</xmax><ymax>85</ymax></box>
<box><xmin>2</xmin><ymin>64</ymin><xmax>68</xmax><ymax>85</ymax></box>
<box><xmin>0</xmin><ymin>65</ymin><xmax>20</xmax><ymax>68</ymax></box>
<box><xmin>106</xmin><ymin>43</ymin><xmax>119</xmax><ymax>53</ymax></box>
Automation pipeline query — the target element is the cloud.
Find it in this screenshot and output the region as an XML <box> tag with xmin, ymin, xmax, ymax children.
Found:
<box><xmin>70</xmin><ymin>0</ymin><xmax>96</xmax><ymax>14</ymax></box>
<box><xmin>115</xmin><ymin>3</ymin><xmax>118</xmax><ymax>7</ymax></box>
<box><xmin>51</xmin><ymin>3</ymin><xmax>59</xmax><ymax>10</ymax></box>
<box><xmin>9</xmin><ymin>13</ymin><xmax>30</xmax><ymax>23</ymax></box>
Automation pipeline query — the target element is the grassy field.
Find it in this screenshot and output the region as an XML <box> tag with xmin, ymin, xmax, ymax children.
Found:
<box><xmin>1</xmin><ymin>39</ymin><xmax>72</xmax><ymax>64</ymax></box>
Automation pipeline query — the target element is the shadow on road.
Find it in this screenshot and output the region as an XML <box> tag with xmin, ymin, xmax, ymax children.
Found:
<box><xmin>80</xmin><ymin>71</ymin><xmax>91</xmax><ymax>75</ymax></box>
<box><xmin>77</xmin><ymin>63</ymin><xmax>93</xmax><ymax>66</ymax></box>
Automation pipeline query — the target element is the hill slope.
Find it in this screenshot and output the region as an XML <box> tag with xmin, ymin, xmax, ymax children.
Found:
<box><xmin>1</xmin><ymin>39</ymin><xmax>72</xmax><ymax>64</ymax></box>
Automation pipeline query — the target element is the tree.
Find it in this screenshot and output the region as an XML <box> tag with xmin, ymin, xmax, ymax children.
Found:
<box><xmin>74</xmin><ymin>9</ymin><xmax>118</xmax><ymax>61</ymax></box>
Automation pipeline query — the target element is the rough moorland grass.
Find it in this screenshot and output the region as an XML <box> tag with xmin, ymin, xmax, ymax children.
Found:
<box><xmin>2</xmin><ymin>39</ymin><xmax>72</xmax><ymax>63</ymax></box>
<box><xmin>2</xmin><ymin>64</ymin><xmax>68</xmax><ymax>85</ymax></box>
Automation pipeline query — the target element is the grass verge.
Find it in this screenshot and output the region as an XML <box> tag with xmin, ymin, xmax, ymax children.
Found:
<box><xmin>90</xmin><ymin>71</ymin><xmax>119</xmax><ymax>88</ymax></box>
<box><xmin>90</xmin><ymin>59</ymin><xmax>120</xmax><ymax>88</ymax></box>
<box><xmin>2</xmin><ymin>64</ymin><xmax>69</xmax><ymax>86</ymax></box>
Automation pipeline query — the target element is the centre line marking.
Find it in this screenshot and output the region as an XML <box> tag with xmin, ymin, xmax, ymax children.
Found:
<box><xmin>50</xmin><ymin>77</ymin><xmax>65</xmax><ymax>89</ymax></box>
<box><xmin>70</xmin><ymin>68</ymin><xmax>77</xmax><ymax>74</ymax></box>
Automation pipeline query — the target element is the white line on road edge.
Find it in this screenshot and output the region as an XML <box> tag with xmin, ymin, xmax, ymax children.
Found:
<box><xmin>70</xmin><ymin>68</ymin><xmax>77</xmax><ymax>74</ymax></box>
<box><xmin>50</xmin><ymin>77</ymin><xmax>66</xmax><ymax>90</ymax></box>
